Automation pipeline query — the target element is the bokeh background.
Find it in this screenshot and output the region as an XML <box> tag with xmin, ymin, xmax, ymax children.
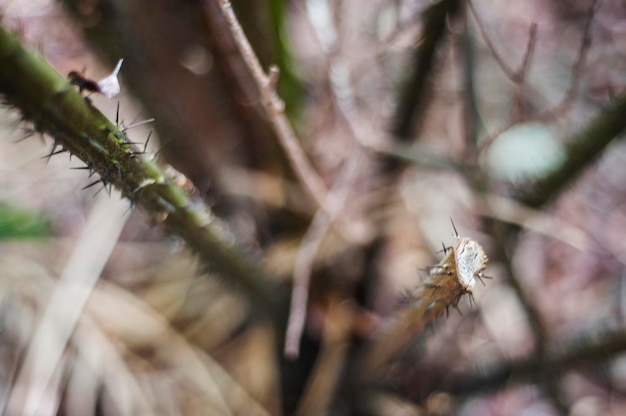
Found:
<box><xmin>1</xmin><ymin>0</ymin><xmax>626</xmax><ymax>415</ymax></box>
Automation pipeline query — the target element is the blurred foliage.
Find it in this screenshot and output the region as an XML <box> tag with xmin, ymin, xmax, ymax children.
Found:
<box><xmin>0</xmin><ymin>204</ymin><xmax>49</xmax><ymax>239</ymax></box>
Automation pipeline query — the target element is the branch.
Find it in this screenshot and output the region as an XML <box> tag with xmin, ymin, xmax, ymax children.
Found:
<box><xmin>394</xmin><ymin>327</ymin><xmax>626</xmax><ymax>402</ymax></box>
<box><xmin>478</xmin><ymin>0</ymin><xmax>599</xmax><ymax>152</ymax></box>
<box><xmin>211</xmin><ymin>0</ymin><xmax>330</xmax><ymax>212</ymax></box>
<box><xmin>0</xmin><ymin>25</ymin><xmax>285</xmax><ymax>322</ymax></box>
<box><xmin>391</xmin><ymin>0</ymin><xmax>461</xmax><ymax>141</ymax></box>
<box><xmin>516</xmin><ymin>93</ymin><xmax>626</xmax><ymax>208</ymax></box>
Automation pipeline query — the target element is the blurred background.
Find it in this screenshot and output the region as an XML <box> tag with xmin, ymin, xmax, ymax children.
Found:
<box><xmin>1</xmin><ymin>0</ymin><xmax>626</xmax><ymax>414</ymax></box>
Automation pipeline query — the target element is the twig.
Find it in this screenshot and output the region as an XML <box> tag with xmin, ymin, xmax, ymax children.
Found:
<box><xmin>211</xmin><ymin>0</ymin><xmax>330</xmax><ymax>212</ymax></box>
<box><xmin>468</xmin><ymin>0</ymin><xmax>537</xmax><ymax>84</ymax></box>
<box><xmin>284</xmin><ymin>210</ymin><xmax>332</xmax><ymax>358</ymax></box>
<box><xmin>284</xmin><ymin>141</ymin><xmax>368</xmax><ymax>357</ymax></box>
<box><xmin>517</xmin><ymin>23</ymin><xmax>538</xmax><ymax>82</ymax></box>
<box><xmin>391</xmin><ymin>0</ymin><xmax>462</xmax><ymax>140</ymax></box>
<box><xmin>474</xmin><ymin>194</ymin><xmax>589</xmax><ymax>252</ymax></box>
<box><xmin>478</xmin><ymin>0</ymin><xmax>600</xmax><ymax>152</ymax></box>
<box><xmin>393</xmin><ymin>326</ymin><xmax>626</xmax><ymax>401</ymax></box>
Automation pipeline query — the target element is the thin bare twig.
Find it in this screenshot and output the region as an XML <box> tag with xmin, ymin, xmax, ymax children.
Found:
<box><xmin>478</xmin><ymin>0</ymin><xmax>600</xmax><ymax>152</ymax></box>
<box><xmin>212</xmin><ymin>0</ymin><xmax>372</xmax><ymax>359</ymax></box>
<box><xmin>468</xmin><ymin>0</ymin><xmax>537</xmax><ymax>84</ymax></box>
<box><xmin>284</xmin><ymin>2</ymin><xmax>375</xmax><ymax>358</ymax></box>
<box><xmin>518</xmin><ymin>23</ymin><xmax>538</xmax><ymax>81</ymax></box>
<box><xmin>284</xmin><ymin>144</ymin><xmax>368</xmax><ymax>357</ymax></box>
<box><xmin>535</xmin><ymin>0</ymin><xmax>600</xmax><ymax>120</ymax></box>
<box><xmin>392</xmin><ymin>0</ymin><xmax>462</xmax><ymax>140</ymax></box>
<box><xmin>211</xmin><ymin>0</ymin><xmax>330</xmax><ymax>212</ymax></box>
<box><xmin>284</xmin><ymin>210</ymin><xmax>332</xmax><ymax>358</ymax></box>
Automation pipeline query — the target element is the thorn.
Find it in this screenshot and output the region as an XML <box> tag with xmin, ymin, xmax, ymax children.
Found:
<box><xmin>93</xmin><ymin>183</ymin><xmax>107</xmax><ymax>197</ymax></box>
<box><xmin>43</xmin><ymin>148</ymin><xmax>67</xmax><ymax>158</ymax></box>
<box><xmin>450</xmin><ymin>217</ymin><xmax>459</xmax><ymax>239</ymax></box>
<box><xmin>122</xmin><ymin>202</ymin><xmax>135</xmax><ymax>217</ymax></box>
<box><xmin>144</xmin><ymin>131</ymin><xmax>152</xmax><ymax>153</ymax></box>
<box><xmin>93</xmin><ymin>180</ymin><xmax>113</xmax><ymax>198</ymax></box>
<box><xmin>467</xmin><ymin>292</ymin><xmax>475</xmax><ymax>308</ymax></box>
<box><xmin>82</xmin><ymin>180</ymin><xmax>101</xmax><ymax>190</ymax></box>
<box><xmin>74</xmin><ymin>162</ymin><xmax>95</xmax><ymax>177</ymax></box>
<box><xmin>436</xmin><ymin>242</ymin><xmax>451</xmax><ymax>255</ymax></box>
<box><xmin>14</xmin><ymin>128</ymin><xmax>36</xmax><ymax>143</ymax></box>
<box><xmin>453</xmin><ymin>303</ymin><xmax>464</xmax><ymax>316</ymax></box>
<box><xmin>43</xmin><ymin>145</ymin><xmax>65</xmax><ymax>163</ymax></box>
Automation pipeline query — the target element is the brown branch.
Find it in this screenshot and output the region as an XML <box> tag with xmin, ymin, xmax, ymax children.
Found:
<box><xmin>518</xmin><ymin>23</ymin><xmax>538</xmax><ymax>82</ymax></box>
<box><xmin>393</xmin><ymin>326</ymin><xmax>626</xmax><ymax>402</ymax></box>
<box><xmin>517</xmin><ymin>92</ymin><xmax>626</xmax><ymax>208</ymax></box>
<box><xmin>391</xmin><ymin>0</ymin><xmax>462</xmax><ymax>141</ymax></box>
<box><xmin>210</xmin><ymin>0</ymin><xmax>330</xmax><ymax>212</ymax></box>
<box><xmin>535</xmin><ymin>0</ymin><xmax>599</xmax><ymax>121</ymax></box>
